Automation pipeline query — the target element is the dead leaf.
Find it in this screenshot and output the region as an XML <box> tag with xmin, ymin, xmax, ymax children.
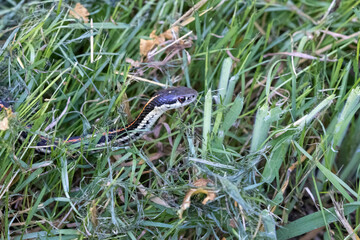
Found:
<box><xmin>162</xmin><ymin>26</ymin><xmax>179</xmax><ymax>40</ymax></box>
<box><xmin>69</xmin><ymin>3</ymin><xmax>90</xmax><ymax>23</ymax></box>
<box><xmin>140</xmin><ymin>30</ymin><xmax>162</xmax><ymax>56</ymax></box>
<box><xmin>140</xmin><ymin>39</ymin><xmax>156</xmax><ymax>56</ymax></box>
<box><xmin>0</xmin><ymin>117</ymin><xmax>9</xmax><ymax>130</ymax></box>
<box><xmin>134</xmin><ymin>178</ymin><xmax>171</xmax><ymax>208</ymax></box>
<box><xmin>178</xmin><ymin>178</ymin><xmax>216</xmax><ymax>219</ymax></box>
<box><xmin>90</xmin><ymin>200</ymin><xmax>98</xmax><ymax>226</ymax></box>
<box><xmin>140</xmin><ymin>27</ymin><xmax>180</xmax><ymax>57</ymax></box>
<box><xmin>150</xmin><ymin>30</ymin><xmax>165</xmax><ymax>45</ymax></box>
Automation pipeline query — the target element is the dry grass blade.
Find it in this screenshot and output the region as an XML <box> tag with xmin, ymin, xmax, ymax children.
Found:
<box><xmin>115</xmin><ymin>72</ymin><xmax>167</xmax><ymax>87</ymax></box>
<box><xmin>264</xmin><ymin>52</ymin><xmax>337</xmax><ymax>62</ymax></box>
<box><xmin>330</xmin><ymin>193</ymin><xmax>360</xmax><ymax>240</ymax></box>
<box><xmin>172</xmin><ymin>0</ymin><xmax>208</xmax><ymax>26</ymax></box>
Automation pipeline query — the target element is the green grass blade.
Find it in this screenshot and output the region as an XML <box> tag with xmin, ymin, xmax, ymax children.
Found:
<box><xmin>218</xmin><ymin>57</ymin><xmax>232</xmax><ymax>104</ymax></box>
<box><xmin>276</xmin><ymin>202</ymin><xmax>360</xmax><ymax>240</ymax></box>
<box><xmin>262</xmin><ymin>137</ymin><xmax>290</xmax><ymax>183</ymax></box>
<box><xmin>250</xmin><ymin>104</ymin><xmax>282</xmax><ymax>153</ymax></box>
<box><xmin>327</xmin><ymin>87</ymin><xmax>360</xmax><ymax>166</ymax></box>
<box><xmin>202</xmin><ymin>89</ymin><xmax>212</xmax><ymax>158</ymax></box>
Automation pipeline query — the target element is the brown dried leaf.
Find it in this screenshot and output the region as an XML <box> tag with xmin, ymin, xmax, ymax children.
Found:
<box><xmin>140</xmin><ymin>30</ymin><xmax>164</xmax><ymax>56</ymax></box>
<box><xmin>0</xmin><ymin>117</ymin><xmax>9</xmax><ymax>130</ymax></box>
<box><xmin>140</xmin><ymin>27</ymin><xmax>180</xmax><ymax>57</ymax></box>
<box><xmin>161</xmin><ymin>26</ymin><xmax>179</xmax><ymax>40</ymax></box>
<box><xmin>90</xmin><ymin>200</ymin><xmax>98</xmax><ymax>226</ymax></box>
<box><xmin>140</xmin><ymin>39</ymin><xmax>156</xmax><ymax>56</ymax></box>
<box><xmin>150</xmin><ymin>30</ymin><xmax>165</xmax><ymax>45</ymax></box>
<box><xmin>178</xmin><ymin>178</ymin><xmax>216</xmax><ymax>219</ymax></box>
<box><xmin>69</xmin><ymin>3</ymin><xmax>90</xmax><ymax>23</ymax></box>
<box><xmin>135</xmin><ymin>178</ymin><xmax>171</xmax><ymax>208</ymax></box>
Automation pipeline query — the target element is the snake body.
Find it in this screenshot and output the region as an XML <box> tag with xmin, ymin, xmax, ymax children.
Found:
<box><xmin>0</xmin><ymin>87</ymin><xmax>198</xmax><ymax>153</ymax></box>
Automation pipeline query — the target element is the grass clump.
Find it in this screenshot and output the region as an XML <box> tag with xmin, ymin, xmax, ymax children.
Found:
<box><xmin>1</xmin><ymin>0</ymin><xmax>360</xmax><ymax>239</ymax></box>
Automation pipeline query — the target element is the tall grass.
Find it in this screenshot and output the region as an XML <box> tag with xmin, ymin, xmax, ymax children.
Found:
<box><xmin>1</xmin><ymin>0</ymin><xmax>360</xmax><ymax>239</ymax></box>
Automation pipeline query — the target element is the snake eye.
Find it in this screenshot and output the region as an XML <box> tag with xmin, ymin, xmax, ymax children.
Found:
<box><xmin>178</xmin><ymin>96</ymin><xmax>186</xmax><ymax>103</ymax></box>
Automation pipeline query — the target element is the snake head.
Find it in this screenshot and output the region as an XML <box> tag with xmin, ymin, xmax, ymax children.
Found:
<box><xmin>155</xmin><ymin>87</ymin><xmax>198</xmax><ymax>110</ymax></box>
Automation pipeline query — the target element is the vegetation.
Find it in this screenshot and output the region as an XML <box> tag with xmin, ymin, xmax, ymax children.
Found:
<box><xmin>0</xmin><ymin>0</ymin><xmax>360</xmax><ymax>239</ymax></box>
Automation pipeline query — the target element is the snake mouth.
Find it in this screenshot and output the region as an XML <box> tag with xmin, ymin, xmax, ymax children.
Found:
<box><xmin>177</xmin><ymin>88</ymin><xmax>198</xmax><ymax>106</ymax></box>
<box><xmin>179</xmin><ymin>92</ymin><xmax>197</xmax><ymax>105</ymax></box>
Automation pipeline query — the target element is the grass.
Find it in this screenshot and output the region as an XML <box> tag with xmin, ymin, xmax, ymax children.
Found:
<box><xmin>1</xmin><ymin>0</ymin><xmax>360</xmax><ymax>239</ymax></box>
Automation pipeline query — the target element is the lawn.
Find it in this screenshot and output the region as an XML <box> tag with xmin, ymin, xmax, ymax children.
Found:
<box><xmin>1</xmin><ymin>0</ymin><xmax>360</xmax><ymax>239</ymax></box>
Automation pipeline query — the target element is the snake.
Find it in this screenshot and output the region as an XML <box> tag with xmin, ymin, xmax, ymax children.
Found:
<box><xmin>0</xmin><ymin>86</ymin><xmax>198</xmax><ymax>153</ymax></box>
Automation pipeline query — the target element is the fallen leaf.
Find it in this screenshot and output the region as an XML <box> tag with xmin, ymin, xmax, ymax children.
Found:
<box><xmin>0</xmin><ymin>117</ymin><xmax>9</xmax><ymax>130</ymax></box>
<box><xmin>134</xmin><ymin>178</ymin><xmax>171</xmax><ymax>208</ymax></box>
<box><xmin>90</xmin><ymin>200</ymin><xmax>98</xmax><ymax>226</ymax></box>
<box><xmin>140</xmin><ymin>30</ymin><xmax>162</xmax><ymax>56</ymax></box>
<box><xmin>161</xmin><ymin>26</ymin><xmax>179</xmax><ymax>40</ymax></box>
<box><xmin>150</xmin><ymin>30</ymin><xmax>165</xmax><ymax>45</ymax></box>
<box><xmin>69</xmin><ymin>3</ymin><xmax>90</xmax><ymax>23</ymax></box>
<box><xmin>178</xmin><ymin>178</ymin><xmax>216</xmax><ymax>219</ymax></box>
<box><xmin>140</xmin><ymin>38</ymin><xmax>156</xmax><ymax>56</ymax></box>
<box><xmin>140</xmin><ymin>27</ymin><xmax>180</xmax><ymax>57</ymax></box>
